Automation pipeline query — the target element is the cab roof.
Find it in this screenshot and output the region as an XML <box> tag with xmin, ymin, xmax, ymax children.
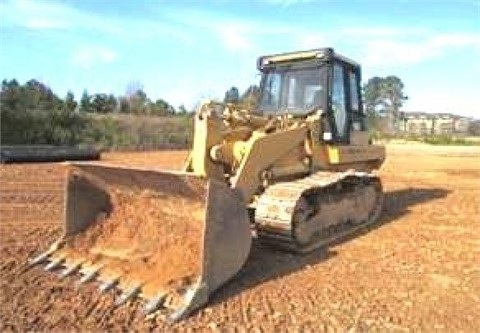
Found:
<box><xmin>257</xmin><ymin>47</ymin><xmax>360</xmax><ymax>71</ymax></box>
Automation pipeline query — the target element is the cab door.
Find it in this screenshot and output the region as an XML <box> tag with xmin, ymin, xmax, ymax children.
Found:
<box><xmin>328</xmin><ymin>60</ymin><xmax>364</xmax><ymax>143</ymax></box>
<box><xmin>330</xmin><ymin>61</ymin><xmax>349</xmax><ymax>143</ymax></box>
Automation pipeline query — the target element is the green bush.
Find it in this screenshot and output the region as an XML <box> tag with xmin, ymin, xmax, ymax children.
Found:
<box><xmin>1</xmin><ymin>106</ymin><xmax>193</xmax><ymax>150</ymax></box>
<box><xmin>81</xmin><ymin>114</ymin><xmax>193</xmax><ymax>150</ymax></box>
<box><xmin>1</xmin><ymin>107</ymin><xmax>89</xmax><ymax>146</ymax></box>
<box><xmin>1</xmin><ymin>78</ymin><xmax>193</xmax><ymax>150</ymax></box>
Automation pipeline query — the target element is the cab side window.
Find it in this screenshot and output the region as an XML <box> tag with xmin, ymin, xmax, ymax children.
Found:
<box><xmin>332</xmin><ymin>63</ymin><xmax>347</xmax><ymax>138</ymax></box>
<box><xmin>349</xmin><ymin>71</ymin><xmax>359</xmax><ymax>112</ymax></box>
<box><xmin>260</xmin><ymin>72</ymin><xmax>282</xmax><ymax>110</ymax></box>
<box><xmin>348</xmin><ymin>69</ymin><xmax>364</xmax><ymax>131</ymax></box>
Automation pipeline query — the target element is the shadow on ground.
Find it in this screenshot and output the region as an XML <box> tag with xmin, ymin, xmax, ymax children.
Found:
<box><xmin>209</xmin><ymin>187</ymin><xmax>450</xmax><ymax>306</ymax></box>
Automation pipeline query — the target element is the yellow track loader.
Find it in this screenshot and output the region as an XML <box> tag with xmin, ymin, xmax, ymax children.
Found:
<box><xmin>29</xmin><ymin>48</ymin><xmax>385</xmax><ymax>322</ymax></box>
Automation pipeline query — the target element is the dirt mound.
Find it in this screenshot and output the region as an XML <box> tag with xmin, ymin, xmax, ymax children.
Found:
<box><xmin>63</xmin><ymin>174</ymin><xmax>206</xmax><ymax>298</ymax></box>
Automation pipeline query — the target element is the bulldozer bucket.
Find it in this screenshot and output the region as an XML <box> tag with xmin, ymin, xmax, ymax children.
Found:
<box><xmin>29</xmin><ymin>163</ymin><xmax>252</xmax><ymax>322</ymax></box>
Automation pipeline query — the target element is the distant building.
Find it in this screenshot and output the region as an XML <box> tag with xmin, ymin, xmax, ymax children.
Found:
<box><xmin>399</xmin><ymin>112</ymin><xmax>471</xmax><ymax>135</ymax></box>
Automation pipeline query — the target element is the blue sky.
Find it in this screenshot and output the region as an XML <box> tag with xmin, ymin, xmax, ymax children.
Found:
<box><xmin>1</xmin><ymin>0</ymin><xmax>479</xmax><ymax>117</ymax></box>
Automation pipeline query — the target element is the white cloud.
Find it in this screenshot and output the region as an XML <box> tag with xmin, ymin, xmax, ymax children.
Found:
<box><xmin>0</xmin><ymin>0</ymin><xmax>191</xmax><ymax>42</ymax></box>
<box><xmin>339</xmin><ymin>27</ymin><xmax>427</xmax><ymax>38</ymax></box>
<box><xmin>296</xmin><ymin>34</ymin><xmax>329</xmax><ymax>49</ymax></box>
<box><xmin>72</xmin><ymin>47</ymin><xmax>118</xmax><ymax>69</ymax></box>
<box><xmin>404</xmin><ymin>89</ymin><xmax>478</xmax><ymax>118</ymax></box>
<box><xmin>161</xmin><ymin>8</ymin><xmax>299</xmax><ymax>53</ymax></box>
<box><xmin>430</xmin><ymin>33</ymin><xmax>480</xmax><ymax>48</ymax></box>
<box><xmin>0</xmin><ymin>0</ymin><xmax>73</xmax><ymax>30</ymax></box>
<box><xmin>24</xmin><ymin>18</ymin><xmax>67</xmax><ymax>29</ymax></box>
<box><xmin>0</xmin><ymin>0</ymin><xmax>107</xmax><ymax>33</ymax></box>
<box><xmin>361</xmin><ymin>33</ymin><xmax>480</xmax><ymax>68</ymax></box>
<box><xmin>215</xmin><ymin>24</ymin><xmax>253</xmax><ymax>51</ymax></box>
<box><xmin>363</xmin><ymin>40</ymin><xmax>437</xmax><ymax>67</ymax></box>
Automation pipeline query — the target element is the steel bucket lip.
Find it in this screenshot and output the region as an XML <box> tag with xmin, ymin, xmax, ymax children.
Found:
<box><xmin>64</xmin><ymin>161</ymin><xmax>199</xmax><ymax>177</ymax></box>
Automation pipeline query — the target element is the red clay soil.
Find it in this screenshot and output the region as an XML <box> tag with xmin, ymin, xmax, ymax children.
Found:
<box><xmin>100</xmin><ymin>150</ymin><xmax>188</xmax><ymax>169</ymax></box>
<box><xmin>1</xmin><ymin>147</ymin><xmax>479</xmax><ymax>332</ymax></box>
<box><xmin>63</xmin><ymin>184</ymin><xmax>205</xmax><ymax>298</ymax></box>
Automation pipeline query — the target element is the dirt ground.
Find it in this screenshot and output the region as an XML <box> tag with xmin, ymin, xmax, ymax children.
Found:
<box><xmin>0</xmin><ymin>145</ymin><xmax>479</xmax><ymax>332</ymax></box>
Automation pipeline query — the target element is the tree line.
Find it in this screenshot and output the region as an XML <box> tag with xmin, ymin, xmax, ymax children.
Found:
<box><xmin>79</xmin><ymin>89</ymin><xmax>187</xmax><ymax>116</ymax></box>
<box><xmin>1</xmin><ymin>79</ymin><xmax>188</xmax><ymax>116</ymax></box>
<box><xmin>7</xmin><ymin>75</ymin><xmax>466</xmax><ymax>148</ymax></box>
<box><xmin>0</xmin><ymin>79</ymin><xmax>190</xmax><ymax>147</ymax></box>
<box><xmin>1</xmin><ymin>76</ymin><xmax>409</xmax><ymax>147</ymax></box>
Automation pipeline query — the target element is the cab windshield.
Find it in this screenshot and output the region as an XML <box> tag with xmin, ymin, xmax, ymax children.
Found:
<box><xmin>257</xmin><ymin>64</ymin><xmax>328</xmax><ymax>115</ymax></box>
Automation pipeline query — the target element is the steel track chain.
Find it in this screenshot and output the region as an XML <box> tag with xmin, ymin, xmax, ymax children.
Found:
<box><xmin>254</xmin><ymin>170</ymin><xmax>383</xmax><ymax>253</ymax></box>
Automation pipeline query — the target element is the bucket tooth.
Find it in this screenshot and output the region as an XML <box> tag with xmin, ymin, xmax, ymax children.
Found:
<box><xmin>44</xmin><ymin>258</ymin><xmax>65</xmax><ymax>271</ymax></box>
<box><xmin>78</xmin><ymin>268</ymin><xmax>100</xmax><ymax>285</ymax></box>
<box><xmin>28</xmin><ymin>251</ymin><xmax>52</xmax><ymax>267</ymax></box>
<box><xmin>115</xmin><ymin>284</ymin><xmax>142</xmax><ymax>307</ymax></box>
<box><xmin>98</xmin><ymin>278</ymin><xmax>119</xmax><ymax>293</ymax></box>
<box><xmin>59</xmin><ymin>262</ymin><xmax>82</xmax><ymax>279</ymax></box>
<box><xmin>143</xmin><ymin>292</ymin><xmax>168</xmax><ymax>315</ymax></box>
<box><xmin>28</xmin><ymin>241</ymin><xmax>62</xmax><ymax>268</ymax></box>
<box><xmin>168</xmin><ymin>306</ymin><xmax>190</xmax><ymax>324</ymax></box>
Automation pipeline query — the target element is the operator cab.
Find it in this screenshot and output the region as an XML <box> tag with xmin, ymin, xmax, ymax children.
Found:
<box><xmin>256</xmin><ymin>48</ymin><xmax>365</xmax><ymax>144</ymax></box>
